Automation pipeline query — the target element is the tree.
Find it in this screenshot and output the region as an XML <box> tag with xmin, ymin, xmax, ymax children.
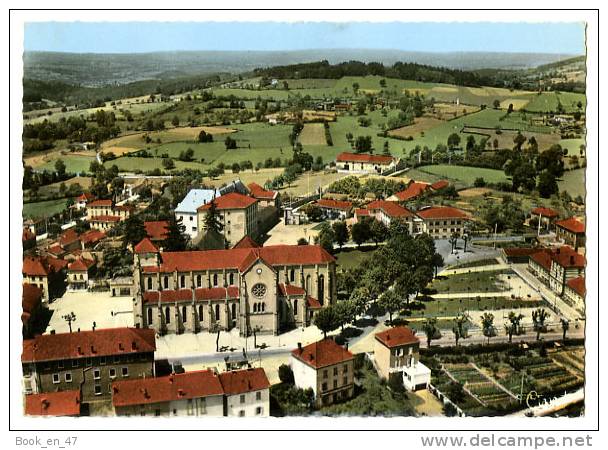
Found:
<box><xmin>422</xmin><ymin>318</ymin><xmax>438</xmax><ymax>348</ymax></box>
<box><xmin>63</xmin><ymin>312</ymin><xmax>76</xmax><ymax>333</ymax></box>
<box><xmin>352</xmin><ymin>82</ymin><xmax>360</xmax><ymax>96</ymax></box>
<box><xmin>512</xmin><ymin>162</ymin><xmax>537</xmax><ymax>192</ymax></box>
<box><xmin>513</xmin><ymin>132</ymin><xmax>527</xmax><ymax>151</ymax></box>
<box><xmin>163</xmin><ymin>216</ymin><xmax>188</xmax><ymax>251</ymax></box>
<box><xmin>354</xmin><ymin>136</ymin><xmax>373</xmax><ymax>153</ymax></box>
<box><xmin>122</xmin><ymin>215</ymin><xmax>146</xmax><ymax>247</ymax></box>
<box><xmin>332</xmin><ymin>221</ymin><xmax>349</xmax><ymax>249</ymax></box>
<box><xmin>162</xmin><ymin>158</ymin><xmax>175</xmax><ymax>170</ymax></box>
<box><xmin>492</xmin><ymin>99</ymin><xmax>501</xmax><ymax>109</ymax></box>
<box><xmin>278</xmin><ymin>364</ymin><xmax>294</xmax><ymax>384</ymax></box>
<box><xmin>333</xmin><ymin>300</ymin><xmax>356</xmax><ymax>332</ymax></box>
<box><xmin>313</xmin><ymin>306</ymin><xmax>340</xmax><ymax>339</ymax></box>
<box><xmin>505</xmin><ymin>311</ymin><xmax>524</xmax><ymax>343</ymax></box>
<box><xmin>369</xmin><ymin>219</ymin><xmax>388</xmax><ymax>247</ymax></box>
<box><xmin>54</xmin><ymin>159</ymin><xmax>66</xmax><ymax>177</ymax></box>
<box><xmin>350</xmin><ymin>220</ymin><xmax>371</xmax><ymax>247</ymax></box>
<box><xmin>447</xmin><ymin>133</ymin><xmax>461</xmax><ymax>150</ymax></box>
<box><xmin>171</xmin><ymin>115</ymin><xmax>180</xmax><ymax>127</ymax></box>
<box><xmin>480</xmin><ymin>312</ymin><xmax>495</xmax><ymax>344</ymax></box>
<box><xmin>204</xmin><ymin>200</ymin><xmax>224</xmax><ymax>234</ymax></box>
<box><xmin>316</xmin><ymin>223</ymin><xmax>335</xmax><ymax>253</ymax></box>
<box><xmin>452</xmin><ymin>313</ymin><xmax>468</xmax><ymax>346</ymax></box>
<box><xmin>297</xmin><ymin>237</ymin><xmax>309</xmax><ymax>245</ymax></box>
<box><xmin>379</xmin><ymin>290</ymin><xmax>403</xmax><ymax>325</ymax></box>
<box><xmin>225</xmin><ymin>136</ymin><xmax>237</xmax><ymax>150</ymax></box>
<box><xmin>507</xmin><ymin>103</ymin><xmax>514</xmax><ymax>114</ymax></box>
<box><xmin>537</xmin><ymin>171</ymin><xmax>558</xmax><ymax>198</ymax></box>
<box><xmin>474</xmin><ymin>177</ymin><xmax>486</xmax><ymax>188</ymax></box>
<box><xmin>431</xmin><ymin>253</ymin><xmax>444</xmax><ymax>278</ymax></box>
<box><xmin>532</xmin><ymin>308</ymin><xmax>550</xmax><ymax>340</ymax></box>
<box><xmin>449</xmin><ymin>232</ymin><xmax>459</xmax><ymax>254</ymax></box>
<box><xmin>560</xmin><ymin>318</ymin><xmax>570</xmax><ymax>341</ymax></box>
<box><xmin>198</xmin><ymin>130</ymin><xmax>213</xmax><ymax>143</ymax></box>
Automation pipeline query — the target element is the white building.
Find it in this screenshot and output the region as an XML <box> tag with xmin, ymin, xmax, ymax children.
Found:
<box><xmin>219</xmin><ymin>368</ymin><xmax>270</xmax><ymax>417</ymax></box>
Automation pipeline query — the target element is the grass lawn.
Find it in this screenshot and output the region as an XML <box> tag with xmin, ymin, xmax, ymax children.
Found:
<box><xmin>39</xmin><ymin>154</ymin><xmax>96</xmax><ymax>174</ymax></box>
<box><xmin>429</xmin><ymin>270</ymin><xmax>513</xmax><ymax>294</ymax></box>
<box><xmin>416</xmin><ymin>164</ymin><xmax>508</xmax><ymax>186</ymax></box>
<box><xmin>525</xmin><ymin>91</ymin><xmax>586</xmax><ymax>113</ymax></box>
<box><xmin>34</xmin><ymin>176</ymin><xmax>92</xmax><ymax>198</ymax></box>
<box><xmin>405</xmin><ymin>297</ymin><xmax>545</xmax><ymax>319</ymax></box>
<box><xmin>335</xmin><ymin>248</ymin><xmax>376</xmax><ymax>271</ymax></box>
<box><xmin>558</xmin><ymin>168</ymin><xmax>586</xmax><ymax>199</ymax></box>
<box><xmin>23</xmin><ymin>198</ymin><xmax>69</xmax><ymax>219</ymax></box>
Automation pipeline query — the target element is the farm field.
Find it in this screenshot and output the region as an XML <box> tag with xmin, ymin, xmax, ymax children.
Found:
<box><xmin>558</xmin><ymin>168</ymin><xmax>586</xmax><ymax>199</ymax></box>
<box><xmin>34</xmin><ymin>176</ymin><xmax>92</xmax><ymax>198</ymax></box>
<box><xmin>299</xmin><ymin>123</ymin><xmax>327</xmax><ymax>146</ymax></box>
<box><xmin>525</xmin><ymin>91</ymin><xmax>586</xmax><ymax>113</ymax></box>
<box><xmin>388</xmin><ymin>117</ymin><xmax>444</xmax><ymax>139</ymax></box>
<box><xmin>461</xmin><ymin>127</ymin><xmax>562</xmax><ymax>152</ymax></box>
<box><xmin>39</xmin><ymin>154</ymin><xmax>96</xmax><ymax>174</ymax></box>
<box><xmin>23</xmin><ymin>198</ymin><xmax>69</xmax><ymax>219</ymax></box>
<box><xmin>415</xmin><ymin>164</ymin><xmax>508</xmax><ymax>186</ymax></box>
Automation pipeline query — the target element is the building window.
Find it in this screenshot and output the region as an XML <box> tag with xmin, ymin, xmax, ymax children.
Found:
<box><xmin>322</xmin><ymin>382</ymin><xmax>327</xmax><ymax>392</ymax></box>
<box><xmin>333</xmin><ymin>367</ymin><xmax>338</xmax><ymax>376</ymax></box>
<box><xmin>182</xmin><ymin>306</ymin><xmax>187</xmax><ymax>323</ymax></box>
<box><xmin>147</xmin><ymin>308</ymin><xmax>153</xmax><ymax>325</ymax></box>
<box><xmin>343</xmin><ymin>376</ymin><xmax>348</xmax><ymax>386</ymax></box>
<box><xmin>165</xmin><ymin>307</ymin><xmax>171</xmax><ymax>324</ymax></box>
<box><xmin>164</xmin><ymin>276</ymin><xmax>169</xmax><ymax>289</ymax></box>
<box><xmin>240</xmin><ymin>394</ymin><xmax>246</xmax><ymax>404</ymax></box>
<box><xmin>86</xmin><ymin>358</ymin><xmax>92</xmax><ymax>367</ymax></box>
<box><xmin>323</xmin><ymin>369</ymin><xmax>328</xmax><ymax>379</ymax></box>
<box><xmin>72</xmin><ymin>360</ymin><xmax>79</xmax><ymax>368</ymax></box>
<box><xmin>213</xmin><ymin>274</ymin><xmax>218</xmax><ymax>287</ymax></box>
<box><xmin>238</xmin><ymin>410</ymin><xmax>245</xmax><ymax>417</ymax></box>
<box><xmin>256</xmin><ymin>391</ymin><xmax>262</xmax><ymax>401</ymax></box>
<box><xmin>52</xmin><ymin>373</ymin><xmax>60</xmax><ymax>384</ymax></box>
<box><xmin>187</xmin><ymin>399</ymin><xmax>194</xmax><ymax>415</ymax></box>
<box><xmin>100</xmin><ymin>356</ymin><xmax>106</xmax><ymax>365</ymax></box>
<box><xmin>122</xmin><ymin>367</ymin><xmax>129</xmax><ymax>377</ymax></box>
<box><xmin>65</xmin><ymin>373</ymin><xmax>72</xmax><ymax>383</ymax></box>
<box><xmin>215</xmin><ymin>304</ymin><xmax>220</xmax><ymax>322</ymax></box>
<box><xmin>290</xmin><ymin>269</ymin><xmax>295</xmax><ymax>282</ymax></box>
<box><xmin>109</xmin><ymin>368</ymin><xmax>116</xmax><ymax>379</ymax></box>
<box><xmin>333</xmin><ymin>380</ymin><xmax>338</xmax><ymax>389</ymax></box>
<box><xmin>94</xmin><ymin>385</ymin><xmax>102</xmax><ymax>396</ymax></box>
<box><xmin>196</xmin><ymin>275</ymin><xmax>202</xmax><ymax>287</ymax></box>
<box><xmin>229</xmin><ymin>273</ymin><xmax>234</xmax><ymax>285</ymax></box>
<box><xmin>180</xmin><ymin>275</ymin><xmax>186</xmax><ymax>288</ymax></box>
<box><xmin>93</xmin><ymin>369</ymin><xmax>101</xmax><ymax>380</ymax></box>
<box><xmin>198</xmin><ymin>305</ymin><xmax>203</xmax><ymax>322</ymax></box>
<box><xmin>251</xmin><ymin>283</ymin><xmax>267</xmax><ymax>298</ymax></box>
<box><xmin>343</xmin><ymin>364</ymin><xmax>348</xmax><ymax>373</ymax></box>
<box><xmin>256</xmin><ymin>407</ymin><xmax>263</xmax><ymax>415</ymax></box>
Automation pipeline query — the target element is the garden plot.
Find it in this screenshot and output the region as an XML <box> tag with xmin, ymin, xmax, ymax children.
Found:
<box><xmin>443</xmin><ymin>363</ymin><xmax>517</xmax><ymax>409</ymax></box>
<box><xmin>507</xmin><ymin>355</ymin><xmax>583</xmax><ymax>396</ymax></box>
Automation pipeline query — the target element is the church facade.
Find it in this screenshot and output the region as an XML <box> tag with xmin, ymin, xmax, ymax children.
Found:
<box><xmin>132</xmin><ymin>238</ymin><xmax>335</xmax><ymax>336</ymax></box>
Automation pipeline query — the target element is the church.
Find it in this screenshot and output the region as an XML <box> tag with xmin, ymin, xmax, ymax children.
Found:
<box><xmin>132</xmin><ymin>237</ymin><xmax>336</xmax><ymax>337</ymax></box>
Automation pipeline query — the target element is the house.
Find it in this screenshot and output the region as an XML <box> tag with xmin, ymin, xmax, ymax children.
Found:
<box><xmin>528</xmin><ymin>246</ymin><xmax>585</xmax><ymax>296</ymax></box>
<box><xmin>501</xmin><ymin>247</ymin><xmax>540</xmax><ymax>264</ymax></box>
<box><xmin>530</xmin><ymin>207</ymin><xmax>560</xmax><ymax>231</ymax></box>
<box><xmin>315</xmin><ymin>199</ymin><xmax>353</xmax><ymax>220</ymax></box>
<box><xmin>175</xmin><ymin>183</ymin><xmax>246</xmax><ymax>239</ymax></box>
<box><xmin>58</xmin><ymin>229</ymin><xmax>81</xmax><ymax>253</ymax></box>
<box><xmin>86</xmin><ymin>199</ymin><xmax>132</xmax><ymax>231</ymax></box>
<box><xmin>247</xmin><ymin>182</ymin><xmax>279</xmax><ymax>208</ymax></box>
<box><xmin>290</xmin><ymin>339</ymin><xmax>354</xmax><ymax>407</ymax></box>
<box><xmin>219</xmin><ymin>368</ymin><xmax>270</xmax><ymax>417</ymax></box>
<box><xmin>554</xmin><ymin>217</ymin><xmax>586</xmax><ymax>250</ymax></box>
<box><xmin>374</xmin><ymin>326</ymin><xmax>430</xmax><ymax>391</ymax></box>
<box><xmin>79</xmin><ymin>229</ymin><xmax>106</xmax><ymax>249</ymax></box>
<box><xmin>21</xmin><ymin>327</ymin><xmax>156</xmax><ymax>404</ymax></box>
<box><xmin>389</xmin><ymin>181</ymin><xmax>432</xmax><ymax>202</ymax></box>
<box><xmin>109</xmin><ymin>277</ymin><xmax>135</xmax><ymax>297</ymax></box>
<box><xmin>112</xmin><ymin>369</ymin><xmax>224</xmax><ymax>417</ymax></box>
<box><xmin>24</xmin><ymin>390</ymin><xmax>81</xmax><ymax>417</ymax></box>
<box><xmin>359</xmin><ymin>200</ymin><xmax>417</xmax><ymax>231</ymax></box>
<box><xmin>22</xmin><ymin>283</ymin><xmax>44</xmax><ymax>339</ymax></box>
<box><xmin>22</xmin><ymin>256</ymin><xmax>68</xmax><ymax>302</ymax></box>
<box><xmin>563</xmin><ymin>276</ymin><xmax>585</xmax><ymax>312</ymax></box>
<box><xmin>415</xmin><ymin>206</ymin><xmax>469</xmax><ymax>239</ymax></box>
<box><xmin>67</xmin><ymin>257</ymin><xmax>96</xmax><ymax>290</ymax></box>
<box><xmin>132</xmin><ymin>243</ymin><xmax>336</xmax><ymax>337</ymax></box>
<box><xmin>144</xmin><ymin>220</ymin><xmax>170</xmax><ymax>242</ymax></box>
<box><xmin>74</xmin><ymin>192</ymin><xmax>95</xmax><ymax>210</ymax></box>
<box><xmin>22</xmin><ymin>227</ymin><xmax>36</xmax><ymax>252</ymax></box>
<box><xmin>335</xmin><ymin>152</ymin><xmax>397</xmax><ymax>175</ymax></box>
<box><xmin>197</xmin><ymin>192</ymin><xmax>259</xmax><ymax>246</ymax></box>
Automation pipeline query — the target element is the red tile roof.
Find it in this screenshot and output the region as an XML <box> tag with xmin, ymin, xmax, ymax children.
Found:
<box><xmin>393</xmin><ymin>182</ymin><xmax>430</xmax><ymax>201</ymax></box>
<box><xmin>75</xmin><ymin>192</ymin><xmax>95</xmax><ymax>203</ymax></box>
<box><xmin>47</xmin><ymin>257</ymin><xmax>68</xmax><ymax>272</ymax></box>
<box><xmin>566</xmin><ymin>276</ymin><xmax>586</xmax><ymax>297</ymax></box>
<box><xmin>531</xmin><ymin>207</ymin><xmax>560</xmax><ymax>218</ymax></box>
<box><xmin>336</xmin><ymin>152</ymin><xmax>394</xmax><ymax>165</ymax></box>
<box><xmin>47</xmin><ymin>243</ymin><xmax>65</xmax><ymax>256</ymax></box>
<box><xmin>22</xmin><ymin>227</ymin><xmax>36</xmax><ymax>242</ymax></box>
<box><xmin>247</xmin><ymin>182</ymin><xmax>277</xmax><ymax>200</ymax></box>
<box><xmin>530</xmin><ymin>249</ymin><xmax>553</xmax><ymax>271</ymax></box>
<box><xmin>416</xmin><ymin>206</ymin><xmax>469</xmax><ymax>220</ymax></box>
<box><xmin>88</xmin><ymin>199</ymin><xmax>113</xmax><ymax>207</ymax></box>
<box><xmin>79</xmin><ymin>229</ymin><xmax>106</xmax><ymax>246</ymax></box>
<box><xmin>291</xmin><ymin>338</ymin><xmax>354</xmax><ymax>369</ymax></box>
<box><xmin>198</xmin><ymin>192</ymin><xmax>257</xmax><ymax>211</ymax></box>
<box><xmin>25</xmin><ymin>390</ymin><xmax>81</xmax><ymax>416</ymax></box>
<box><xmin>22</xmin><ymin>327</ymin><xmax>156</xmax><ymax>363</ymax></box>
<box><xmin>114</xmin><ymin>205</ymin><xmax>134</xmax><ymax>212</ymax></box>
<box><xmin>431</xmin><ymin>180</ymin><xmax>449</xmax><ymax>191</ymax></box>
<box><xmin>366</xmin><ymin>200</ymin><xmax>414</xmax><ymax>218</ymax></box>
<box><xmin>59</xmin><ymin>229</ymin><xmax>80</xmax><ymax>247</ymax></box>
<box><xmin>278</xmin><ymin>283</ymin><xmax>306</xmax><ymax>296</ymax></box>
<box><xmin>67</xmin><ymin>257</ymin><xmax>95</xmax><ymax>272</ymax></box>
<box><xmin>23</xmin><ymin>256</ymin><xmax>66</xmax><ymax>276</ymax></box>
<box><xmin>112</xmin><ymin>370</ymin><xmax>223</xmax><ymax>407</ymax></box>
<box><xmin>555</xmin><ymin>217</ymin><xmax>585</xmax><ymax>234</ymax></box>
<box><xmin>552</xmin><ymin>246</ymin><xmax>586</xmax><ymax>269</ymax></box>
<box><xmin>233</xmin><ymin>235</ymin><xmax>261</xmax><ymax>249</ymax></box>
<box><xmin>22</xmin><ymin>283</ymin><xmax>43</xmax><ymax>322</ymax></box>
<box><xmin>134</xmin><ymin>237</ymin><xmax>159</xmax><ymax>254</ymax></box>
<box><xmin>219</xmin><ymin>368</ymin><xmax>270</xmax><ymax>395</ymax></box>
<box><xmin>141</xmin><ymin>245</ymin><xmax>335</xmax><ymax>274</ymax></box>
<box><xmin>90</xmin><ymin>215</ymin><xmax>122</xmax><ymax>222</ymax></box>
<box><xmin>354</xmin><ymin>208</ymin><xmax>370</xmax><ymax>217</ymax></box>
<box><xmin>142</xmin><ymin>287</ymin><xmax>239</xmax><ymax>304</ymax></box>
<box><xmin>144</xmin><ymin>221</ymin><xmax>170</xmax><ymax>241</ymax></box>
<box><xmin>316</xmin><ymin>199</ymin><xmax>353</xmax><ymax>211</ymax></box>
<box><xmin>375</xmin><ymin>326</ymin><xmax>419</xmax><ymax>348</ymax></box>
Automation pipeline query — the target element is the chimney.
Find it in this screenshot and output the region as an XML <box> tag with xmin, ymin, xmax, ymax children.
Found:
<box><xmin>50</xmin><ymin>330</ymin><xmax>55</xmax><ymax>335</ymax></box>
<box><xmin>119</xmin><ymin>342</ymin><xmax>124</xmax><ymax>351</ymax></box>
<box><xmin>570</xmin><ymin>255</ymin><xmax>575</xmax><ymax>264</ymax></box>
<box><xmin>297</xmin><ymin>342</ymin><xmax>302</xmax><ymax>354</ymax></box>
<box><xmin>178</xmin><ymin>389</ymin><xmax>185</xmax><ymax>397</ymax></box>
<box><xmin>345</xmin><ymin>343</ymin><xmax>349</xmax><ymax>350</ymax></box>
<box><xmin>90</xmin><ymin>345</ymin><xmax>96</xmax><ymax>354</ymax></box>
<box><xmin>77</xmin><ymin>346</ymin><xmax>82</xmax><ymax>355</ymax></box>
<box><xmin>113</xmin><ymin>386</ymin><xmax>119</xmax><ymax>394</ymax></box>
<box><xmin>131</xmin><ymin>341</ymin><xmax>138</xmax><ymax>351</ymax></box>
<box><xmin>41</xmin><ymin>399</ymin><xmax>49</xmax><ymax>410</ymax></box>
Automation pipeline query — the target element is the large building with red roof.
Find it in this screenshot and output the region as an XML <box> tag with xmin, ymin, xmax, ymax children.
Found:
<box><xmin>290</xmin><ymin>338</ymin><xmax>354</xmax><ymax>407</ymax></box>
<box><xmin>555</xmin><ymin>217</ymin><xmax>586</xmax><ymax>250</ymax></box>
<box><xmin>25</xmin><ymin>390</ymin><xmax>81</xmax><ymax>417</ymax></box>
<box><xmin>415</xmin><ymin>206</ymin><xmax>470</xmax><ymax>239</ymax></box>
<box><xmin>133</xmin><ymin>242</ymin><xmax>336</xmax><ymax>336</ymax></box>
<box><xmin>358</xmin><ymin>199</ymin><xmax>416</xmax><ymax>230</ymax></box>
<box><xmin>22</xmin><ymin>283</ymin><xmax>43</xmax><ymax>338</ymax></box>
<box><xmin>247</xmin><ymin>182</ymin><xmax>279</xmax><ymax>208</ymax></box>
<box><xmin>67</xmin><ymin>257</ymin><xmax>96</xmax><ymax>290</ymax></box>
<box><xmin>335</xmin><ymin>152</ymin><xmax>398</xmax><ymax>175</ymax></box>
<box><xmin>528</xmin><ymin>246</ymin><xmax>586</xmax><ymax>296</ymax></box>
<box><xmin>86</xmin><ymin>199</ymin><xmax>133</xmax><ymax>230</ymax></box>
<box><xmin>219</xmin><ymin>367</ymin><xmax>270</xmax><ymax>417</ymax></box>
<box><xmin>197</xmin><ymin>192</ymin><xmax>259</xmax><ymax>246</ymax></box>
<box><xmin>22</xmin><ymin>327</ymin><xmax>156</xmax><ymax>404</ymax></box>
<box><xmin>315</xmin><ymin>198</ymin><xmax>353</xmax><ymax>220</ymax></box>
<box><xmin>563</xmin><ymin>276</ymin><xmax>586</xmax><ymax>312</ymax></box>
<box><xmin>22</xmin><ymin>255</ymin><xmax>68</xmax><ymax>302</ymax></box>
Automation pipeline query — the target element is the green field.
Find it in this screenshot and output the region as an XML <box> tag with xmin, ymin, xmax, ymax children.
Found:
<box><xmin>525</xmin><ymin>91</ymin><xmax>586</xmax><ymax>113</ymax></box>
<box><xmin>23</xmin><ymin>198</ymin><xmax>69</xmax><ymax>219</ymax></box>
<box><xmin>335</xmin><ymin>248</ymin><xmax>376</xmax><ymax>271</ymax></box>
<box><xmin>39</xmin><ymin>154</ymin><xmax>96</xmax><ymax>174</ymax></box>
<box><xmin>558</xmin><ymin>168</ymin><xmax>586</xmax><ymax>199</ymax></box>
<box><xmin>416</xmin><ymin>164</ymin><xmax>508</xmax><ymax>186</ymax></box>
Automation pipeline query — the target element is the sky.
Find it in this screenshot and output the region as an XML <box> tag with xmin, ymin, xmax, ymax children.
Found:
<box><xmin>24</xmin><ymin>22</ymin><xmax>586</xmax><ymax>55</ymax></box>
